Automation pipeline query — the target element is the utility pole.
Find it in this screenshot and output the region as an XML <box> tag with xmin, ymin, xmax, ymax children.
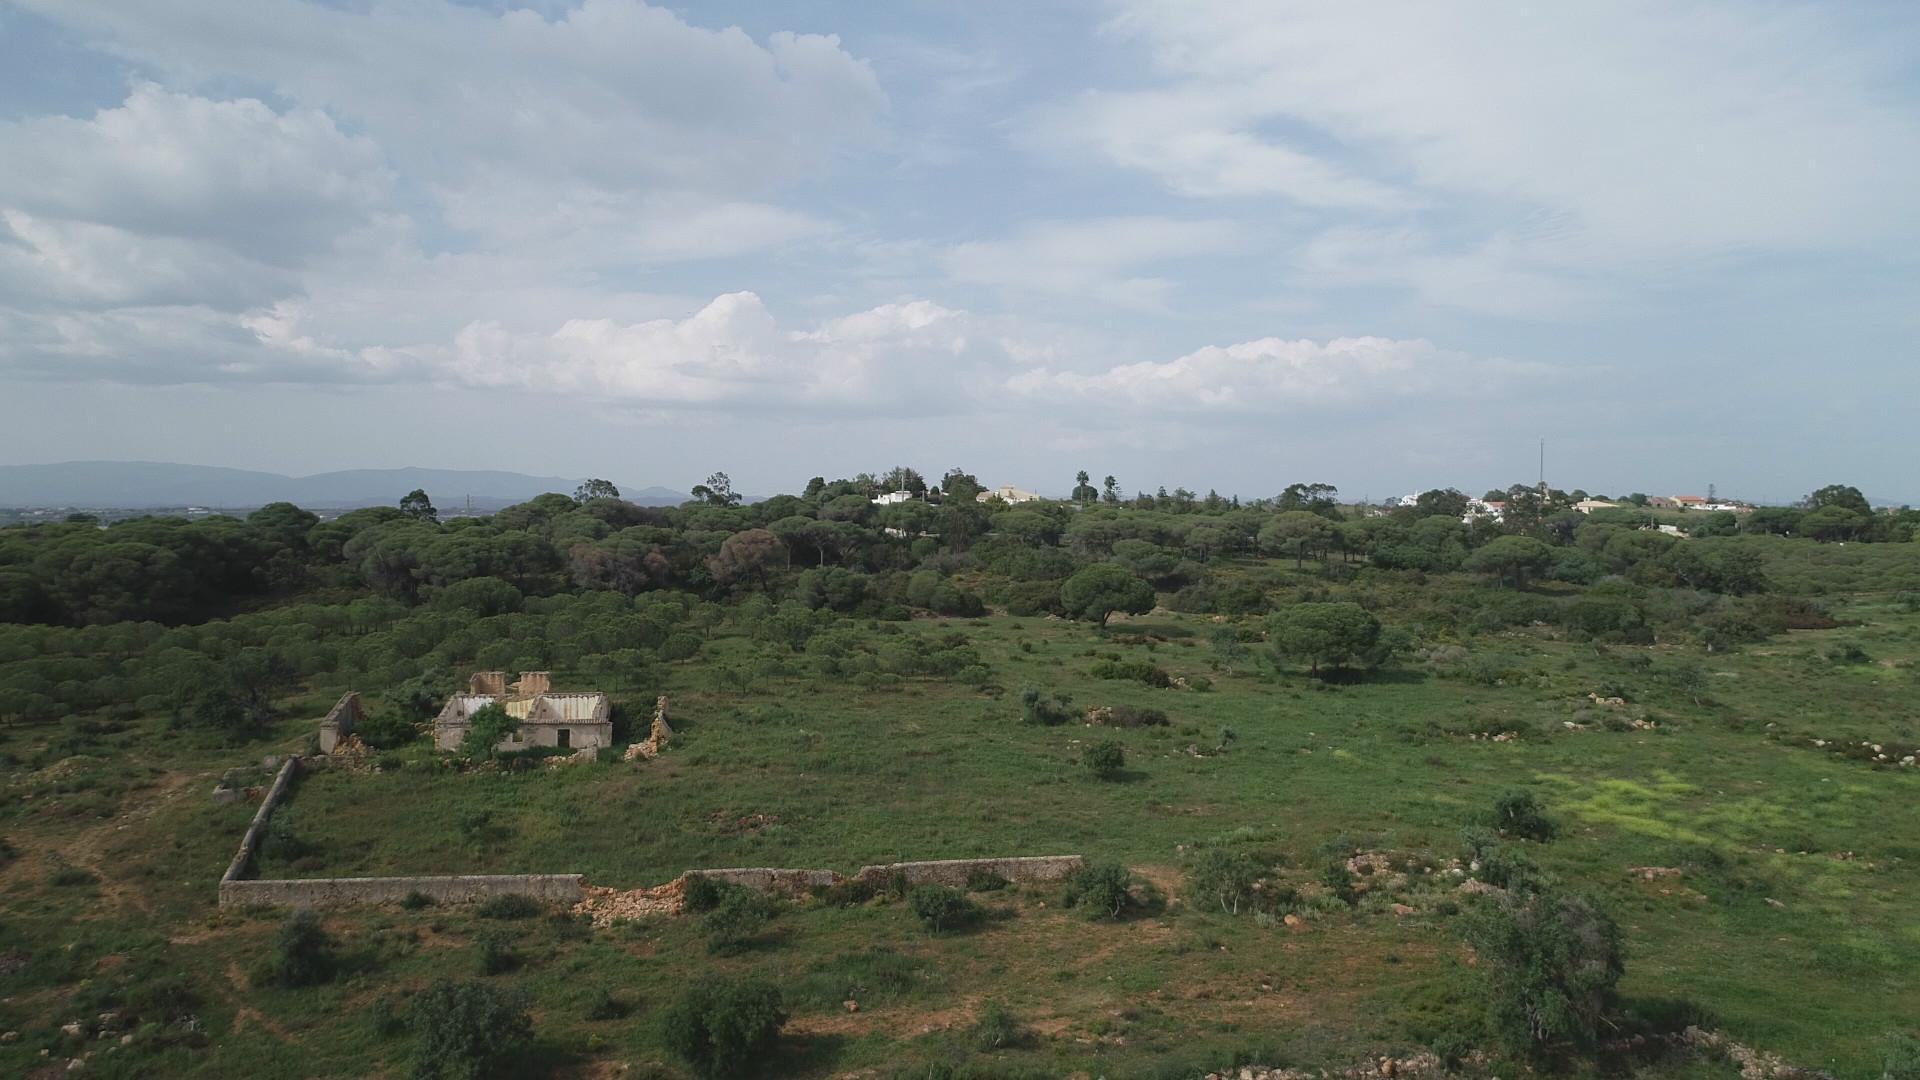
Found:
<box><xmin>1538</xmin><ymin>438</ymin><xmax>1546</xmax><ymax>493</ymax></box>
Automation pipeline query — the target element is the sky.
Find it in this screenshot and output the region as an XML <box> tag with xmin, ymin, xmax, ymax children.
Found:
<box><xmin>1</xmin><ymin>0</ymin><xmax>1916</xmax><ymax>503</ymax></box>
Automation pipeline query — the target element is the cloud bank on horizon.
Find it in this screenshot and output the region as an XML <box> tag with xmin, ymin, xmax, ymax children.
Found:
<box><xmin>0</xmin><ymin>0</ymin><xmax>1914</xmax><ymax>501</ymax></box>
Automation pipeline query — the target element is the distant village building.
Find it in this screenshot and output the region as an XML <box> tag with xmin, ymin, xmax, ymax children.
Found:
<box><xmin>433</xmin><ymin>671</ymin><xmax>612</xmax><ymax>753</ymax></box>
<box><xmin>1573</xmin><ymin>499</ymin><xmax>1620</xmax><ymax>514</ymax></box>
<box><xmin>871</xmin><ymin>490</ymin><xmax>916</xmax><ymax>505</ymax></box>
<box><xmin>1463</xmin><ymin>498</ymin><xmax>1506</xmax><ymax>524</ymax></box>
<box><xmin>977</xmin><ymin>485</ymin><xmax>1041</xmax><ymax>504</ymax></box>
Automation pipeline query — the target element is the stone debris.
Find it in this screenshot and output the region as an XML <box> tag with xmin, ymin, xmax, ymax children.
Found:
<box><xmin>624</xmin><ymin>695</ymin><xmax>674</xmax><ymax>762</ymax></box>
<box><xmin>1204</xmin><ymin>1052</ymin><xmax>1446</xmax><ymax>1080</ymax></box>
<box><xmin>573</xmin><ymin>877</ymin><xmax>685</xmax><ymax>926</ymax></box>
<box><xmin>327</xmin><ymin>733</ymin><xmax>375</xmax><ymax>772</ymax></box>
<box><xmin>1629</xmin><ymin>866</ymin><xmax>1683</xmax><ymax>880</ymax></box>
<box><xmin>1678</xmin><ymin>1027</ymin><xmax>1835</xmax><ymax>1080</ymax></box>
<box><xmin>1589</xmin><ymin>692</ymin><xmax>1628</xmax><ymax>707</ymax></box>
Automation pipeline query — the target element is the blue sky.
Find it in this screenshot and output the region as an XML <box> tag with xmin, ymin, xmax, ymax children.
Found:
<box><xmin>1</xmin><ymin>0</ymin><xmax>1915</xmax><ymax>502</ymax></box>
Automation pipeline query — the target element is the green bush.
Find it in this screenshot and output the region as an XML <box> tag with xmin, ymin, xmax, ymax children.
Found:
<box><xmin>401</xmin><ymin>890</ymin><xmax>434</xmax><ymax>911</ymax></box>
<box><xmin>474</xmin><ymin>931</ymin><xmax>516</xmax><ymax>976</ymax></box>
<box><xmin>1062</xmin><ymin>861</ymin><xmax>1132</xmax><ymax>919</ymax></box>
<box><xmin>407</xmin><ymin>978</ymin><xmax>532</xmax><ymax>1080</ymax></box>
<box><xmin>1083</xmin><ymin>739</ymin><xmax>1126</xmax><ymax>780</ymax></box>
<box><xmin>1019</xmin><ymin>688</ymin><xmax>1073</xmax><ymax>725</ymax></box>
<box><xmin>907</xmin><ymin>885</ymin><xmax>981</xmax><ymax>933</ymax></box>
<box><xmin>1318</xmin><ymin>862</ymin><xmax>1357</xmax><ymax>906</ymax></box>
<box><xmin>584</xmin><ymin>987</ymin><xmax>629</xmax><ymax>1021</ymax></box>
<box><xmin>1089</xmin><ymin>659</ymin><xmax>1172</xmax><ymax>687</ymax></box>
<box><xmin>1188</xmin><ymin>849</ymin><xmax>1265</xmax><ymax>915</ymax></box>
<box><xmin>1488</xmin><ymin>790</ymin><xmax>1558</xmax><ymax>842</ymax></box>
<box><xmin>1465</xmin><ymin>891</ymin><xmax>1624</xmax><ymax>1057</ymax></box>
<box><xmin>682</xmin><ymin>872</ymin><xmax>725</xmax><ymax>912</ymax></box>
<box><xmin>264</xmin><ymin>907</ymin><xmax>335</xmax><ymax>988</ymax></box>
<box><xmin>964</xmin><ymin>868</ymin><xmax>1008</xmax><ymax>892</ymax></box>
<box><xmin>662</xmin><ymin>978</ymin><xmax>788</xmax><ymax>1080</ymax></box>
<box><xmin>973</xmin><ymin>999</ymin><xmax>1025</xmax><ymax>1051</ymax></box>
<box><xmin>703</xmin><ymin>888</ymin><xmax>776</xmax><ymax>955</ymax></box>
<box><xmin>474</xmin><ymin>893</ymin><xmax>542</xmax><ymax>920</ymax></box>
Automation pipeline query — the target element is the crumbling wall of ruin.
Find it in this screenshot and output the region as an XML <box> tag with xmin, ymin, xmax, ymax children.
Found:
<box><xmin>219</xmin><ymin>873</ymin><xmax>584</xmax><ymax>909</ymax></box>
<box><xmin>687</xmin><ymin>867</ymin><xmax>839</xmax><ymax>896</ymax></box>
<box><xmin>855</xmin><ymin>855</ymin><xmax>1084</xmax><ymax>888</ymax></box>
<box><xmin>511</xmin><ymin>671</ymin><xmax>550</xmax><ymax>695</ymax></box>
<box><xmin>316</xmin><ymin>692</ymin><xmax>364</xmax><ymax>754</ymax></box>
<box><xmin>625</xmin><ymin>695</ymin><xmax>673</xmax><ymax>761</ymax></box>
<box><xmin>469</xmin><ymin>671</ymin><xmax>508</xmax><ymax>695</ymax></box>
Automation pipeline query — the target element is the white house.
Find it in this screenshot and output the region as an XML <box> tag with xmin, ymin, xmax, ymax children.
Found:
<box><xmin>871</xmin><ymin>490</ymin><xmax>916</xmax><ymax>505</ymax></box>
<box><xmin>977</xmin><ymin>485</ymin><xmax>1041</xmax><ymax>504</ymax></box>
<box><xmin>1573</xmin><ymin>499</ymin><xmax>1620</xmax><ymax>514</ymax></box>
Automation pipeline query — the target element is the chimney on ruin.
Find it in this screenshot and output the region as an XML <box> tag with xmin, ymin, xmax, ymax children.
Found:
<box><xmin>469</xmin><ymin>671</ymin><xmax>508</xmax><ymax>696</ymax></box>
<box><xmin>511</xmin><ymin>671</ymin><xmax>550</xmax><ymax>696</ymax></box>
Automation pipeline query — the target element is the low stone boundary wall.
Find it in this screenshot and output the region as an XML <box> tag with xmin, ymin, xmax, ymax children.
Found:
<box><xmin>856</xmin><ymin>855</ymin><xmax>1084</xmax><ymax>888</ymax></box>
<box><xmin>220</xmin><ymin>873</ymin><xmax>585</xmax><ymax>909</ymax></box>
<box><xmin>687</xmin><ymin>867</ymin><xmax>840</xmax><ymax>896</ymax></box>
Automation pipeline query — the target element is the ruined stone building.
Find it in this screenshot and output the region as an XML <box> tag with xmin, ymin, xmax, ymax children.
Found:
<box><xmin>432</xmin><ymin>671</ymin><xmax>612</xmax><ymax>753</ymax></box>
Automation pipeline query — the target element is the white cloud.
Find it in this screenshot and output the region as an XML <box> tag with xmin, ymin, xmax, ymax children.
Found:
<box><xmin>24</xmin><ymin>0</ymin><xmax>886</xmax><ymax>230</ymax></box>
<box><xmin>944</xmin><ymin>216</ymin><xmax>1244</xmax><ymax>307</ymax></box>
<box><xmin>1084</xmin><ymin>1</ymin><xmax>1918</xmax><ymax>258</ymax></box>
<box><xmin>0</xmin><ymin>83</ymin><xmax>392</xmax><ymax>267</ymax></box>
<box><xmin>1006</xmin><ymin>334</ymin><xmax>1541</xmax><ymax>413</ymax></box>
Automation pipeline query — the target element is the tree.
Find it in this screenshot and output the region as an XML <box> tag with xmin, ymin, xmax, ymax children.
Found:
<box><xmin>1083</xmin><ymin>739</ymin><xmax>1125</xmax><ymax>780</ymax></box>
<box><xmin>940</xmin><ymin>467</ymin><xmax>983</xmax><ymax>505</ymax></box>
<box><xmin>399</xmin><ymin>488</ymin><xmax>438</xmax><ymax>523</ymax></box>
<box><xmin>1277</xmin><ymin>482</ymin><xmax>1340</xmax><ymax>517</ymax></box>
<box><xmin>1801</xmin><ymin>504</ymin><xmax>1866</xmax><ymax>542</ymax></box>
<box><xmin>1071</xmin><ymin>470</ymin><xmax>1099</xmax><ymax>504</ymax></box>
<box><xmin>1101</xmin><ymin>475</ymin><xmax>1120</xmax><ymax>504</ymax></box>
<box><xmin>265</xmin><ymin>907</ymin><xmax>335</xmax><ymax>987</ymax></box>
<box><xmin>690</xmin><ymin>471</ymin><xmax>741</xmax><ymax>507</ymax></box>
<box><xmin>1266</xmin><ymin>602</ymin><xmax>1384</xmax><ymax>677</ymax></box>
<box><xmin>1259</xmin><ymin>511</ymin><xmax>1336</xmax><ymax>567</ymax></box>
<box><xmin>1805</xmin><ymin>483</ymin><xmax>1871</xmax><ymax>517</ymax></box>
<box><xmin>1414</xmin><ymin>488</ymin><xmax>1470</xmax><ymax>520</ymax></box>
<box><xmin>573</xmin><ymin>478</ymin><xmax>620</xmax><ymax>502</ymax></box>
<box><xmin>1059</xmin><ymin>563</ymin><xmax>1155</xmax><ymax>628</ymax></box>
<box><xmin>458</xmin><ymin>703</ymin><xmax>518</xmax><ymax>761</ymax></box>
<box><xmin>663</xmin><ymin>979</ymin><xmax>788</xmax><ymax>1080</ymax></box>
<box><xmin>706</xmin><ymin>529</ymin><xmax>787</xmax><ymax>594</ymax></box>
<box><xmin>882</xmin><ymin>465</ymin><xmax>928</xmax><ymax>497</ymax></box>
<box><xmin>408</xmin><ymin>979</ymin><xmax>533</xmax><ymax>1080</ymax></box>
<box><xmin>1465</xmin><ymin>892</ymin><xmax>1624</xmax><ymax>1057</ymax></box>
<box><xmin>1464</xmin><ymin>535</ymin><xmax>1554</xmax><ymax>588</ymax></box>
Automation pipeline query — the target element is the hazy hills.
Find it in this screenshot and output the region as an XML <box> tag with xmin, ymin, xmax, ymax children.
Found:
<box><xmin>0</xmin><ymin>461</ymin><xmax>691</xmax><ymax>510</ymax></box>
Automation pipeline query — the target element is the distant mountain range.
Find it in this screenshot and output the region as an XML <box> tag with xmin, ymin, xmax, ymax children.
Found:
<box><xmin>0</xmin><ymin>461</ymin><xmax>692</xmax><ymax>510</ymax></box>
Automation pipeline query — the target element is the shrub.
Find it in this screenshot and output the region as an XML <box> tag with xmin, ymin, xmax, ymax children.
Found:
<box><xmin>1188</xmin><ymin>849</ymin><xmax>1265</xmax><ymax>915</ymax></box>
<box><xmin>1062</xmin><ymin>861</ymin><xmax>1132</xmax><ymax>919</ymax></box>
<box><xmin>1083</xmin><ymin>740</ymin><xmax>1126</xmax><ymax>781</ymax></box>
<box><xmin>49</xmin><ymin>864</ymin><xmax>98</xmax><ymax>888</ymax></box>
<box><xmin>1019</xmin><ymin>688</ymin><xmax>1073</xmax><ymax>726</ymax></box>
<box><xmin>366</xmin><ymin>993</ymin><xmax>409</xmax><ymax>1038</ymax></box>
<box><xmin>1104</xmin><ymin>704</ymin><xmax>1169</xmax><ymax>728</ymax></box>
<box><xmin>1319</xmin><ymin>862</ymin><xmax>1357</xmax><ymax>906</ymax></box>
<box><xmin>407</xmin><ymin>978</ymin><xmax>533</xmax><ymax>1080</ymax></box>
<box><xmin>401</xmin><ymin>890</ymin><xmax>434</xmax><ymax>911</ymax></box>
<box><xmin>682</xmin><ymin>872</ymin><xmax>725</xmax><ymax>913</ymax></box>
<box><xmin>474</xmin><ymin>893</ymin><xmax>542</xmax><ymax>920</ymax></box>
<box><xmin>1488</xmin><ymin>790</ymin><xmax>1558</xmax><ymax>842</ymax></box>
<box><xmin>584</xmin><ymin>987</ymin><xmax>629</xmax><ymax>1021</ymax></box>
<box><xmin>1882</xmin><ymin>1033</ymin><xmax>1920</xmax><ymax>1080</ymax></box>
<box><xmin>662</xmin><ymin>978</ymin><xmax>788</xmax><ymax>1080</ymax></box>
<box><xmin>907</xmin><ymin>885</ymin><xmax>981</xmax><ymax>933</ymax></box>
<box><xmin>964</xmin><ymin>868</ymin><xmax>1008</xmax><ymax>893</ymax></box>
<box><xmin>1465</xmin><ymin>891</ymin><xmax>1624</xmax><ymax>1057</ymax></box>
<box><xmin>973</xmin><ymin>1000</ymin><xmax>1025</xmax><ymax>1051</ymax></box>
<box><xmin>474</xmin><ymin>932</ymin><xmax>516</xmax><ymax>976</ymax></box>
<box><xmin>1089</xmin><ymin>659</ymin><xmax>1172</xmax><ymax>687</ymax></box>
<box><xmin>265</xmin><ymin>907</ymin><xmax>335</xmax><ymax>988</ymax></box>
<box><xmin>703</xmin><ymin>888</ymin><xmax>775</xmax><ymax>955</ymax></box>
<box><xmin>1462</xmin><ymin>827</ymin><xmax>1542</xmax><ymax>892</ymax></box>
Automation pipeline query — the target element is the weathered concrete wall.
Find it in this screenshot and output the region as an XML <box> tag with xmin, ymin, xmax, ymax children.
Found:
<box><xmin>222</xmin><ymin>755</ymin><xmax>301</xmax><ymax>885</ymax></box>
<box><xmin>856</xmin><ymin>855</ymin><xmax>1084</xmax><ymax>888</ymax></box>
<box><xmin>219</xmin><ymin>873</ymin><xmax>584</xmax><ymax>909</ymax></box>
<box><xmin>317</xmin><ymin>692</ymin><xmax>364</xmax><ymax>754</ymax></box>
<box><xmin>688</xmin><ymin>867</ymin><xmax>839</xmax><ymax>896</ymax></box>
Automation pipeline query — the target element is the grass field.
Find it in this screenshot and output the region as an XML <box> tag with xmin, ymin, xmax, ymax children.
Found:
<box><xmin>2</xmin><ymin>556</ymin><xmax>1918</xmax><ymax>1078</ymax></box>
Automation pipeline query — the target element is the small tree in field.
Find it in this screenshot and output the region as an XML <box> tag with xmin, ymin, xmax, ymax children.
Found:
<box><xmin>1266</xmin><ymin>602</ymin><xmax>1385</xmax><ymax>677</ymax></box>
<box><xmin>458</xmin><ymin>703</ymin><xmax>518</xmax><ymax>761</ymax></box>
<box><xmin>1465</xmin><ymin>891</ymin><xmax>1623</xmax><ymax>1057</ymax></box>
<box><xmin>663</xmin><ymin>978</ymin><xmax>787</xmax><ymax>1079</ymax></box>
<box><xmin>408</xmin><ymin>979</ymin><xmax>532</xmax><ymax>1080</ymax></box>
<box><xmin>1060</xmin><ymin>563</ymin><xmax>1155</xmax><ymax>628</ymax></box>
<box><xmin>1083</xmin><ymin>739</ymin><xmax>1125</xmax><ymax>780</ymax></box>
<box><xmin>1464</xmin><ymin>535</ymin><xmax>1554</xmax><ymax>588</ymax></box>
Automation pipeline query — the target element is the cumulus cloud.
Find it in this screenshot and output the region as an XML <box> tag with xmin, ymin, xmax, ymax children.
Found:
<box><xmin>0</xmin><ymin>83</ymin><xmax>392</xmax><ymax>267</ymax></box>
<box><xmin>944</xmin><ymin>216</ymin><xmax>1245</xmax><ymax>307</ymax></box>
<box><xmin>1006</xmin><ymin>334</ymin><xmax>1541</xmax><ymax>413</ymax></box>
